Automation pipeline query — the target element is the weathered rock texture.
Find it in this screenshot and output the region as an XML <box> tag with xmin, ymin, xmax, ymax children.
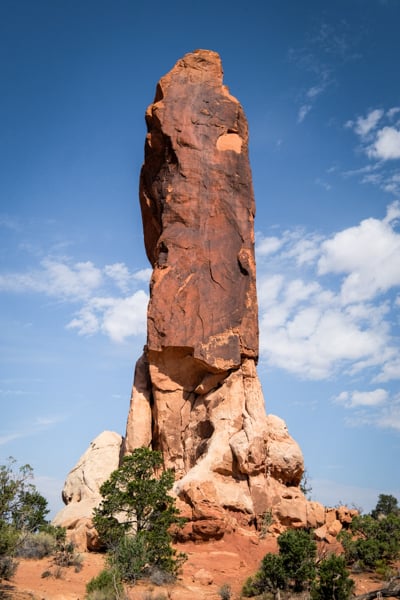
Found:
<box><xmin>124</xmin><ymin>50</ymin><xmax>323</xmax><ymax>539</ymax></box>
<box><xmin>53</xmin><ymin>431</ymin><xmax>123</xmax><ymax>550</ymax></box>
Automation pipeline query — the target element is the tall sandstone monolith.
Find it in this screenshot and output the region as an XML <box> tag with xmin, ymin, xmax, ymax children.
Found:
<box><xmin>124</xmin><ymin>50</ymin><xmax>325</xmax><ymax>540</ymax></box>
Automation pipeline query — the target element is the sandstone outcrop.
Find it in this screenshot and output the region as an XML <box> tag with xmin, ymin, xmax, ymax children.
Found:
<box><xmin>124</xmin><ymin>50</ymin><xmax>320</xmax><ymax>539</ymax></box>
<box><xmin>55</xmin><ymin>50</ymin><xmax>355</xmax><ymax>549</ymax></box>
<box><xmin>53</xmin><ymin>430</ymin><xmax>123</xmax><ymax>550</ymax></box>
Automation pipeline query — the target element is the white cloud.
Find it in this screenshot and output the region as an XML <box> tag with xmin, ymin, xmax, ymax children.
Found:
<box><xmin>133</xmin><ymin>268</ymin><xmax>152</xmax><ymax>282</ymax></box>
<box><xmin>67</xmin><ymin>290</ymin><xmax>148</xmax><ymax>342</ymax></box>
<box><xmin>286</xmin><ymin>234</ymin><xmax>323</xmax><ymax>266</ymax></box>
<box><xmin>318</xmin><ymin>202</ymin><xmax>400</xmax><ymax>302</ymax></box>
<box><xmin>0</xmin><ymin>258</ymin><xmax>103</xmax><ymax>300</ymax></box>
<box><xmin>298</xmin><ymin>104</ymin><xmax>312</xmax><ymax>123</ymax></box>
<box><xmin>256</xmin><ymin>234</ymin><xmax>283</xmax><ymax>256</ymax></box>
<box><xmin>350</xmin><ymin>108</ymin><xmax>384</xmax><ymax>138</ymax></box>
<box><xmin>368</xmin><ymin>126</ymin><xmax>400</xmax><ymax>160</ymax></box>
<box><xmin>0</xmin><ymin>257</ymin><xmax>150</xmax><ymax>342</ymax></box>
<box><xmin>104</xmin><ymin>262</ymin><xmax>132</xmax><ymax>292</ymax></box>
<box><xmin>101</xmin><ymin>292</ymin><xmax>148</xmax><ymax>342</ymax></box>
<box><xmin>335</xmin><ymin>388</ymin><xmax>388</xmax><ymax>408</ymax></box>
<box><xmin>307</xmin><ymin>84</ymin><xmax>326</xmax><ymax>99</ymax></box>
<box><xmin>376</xmin><ymin>397</ymin><xmax>400</xmax><ymax>431</ymax></box>
<box><xmin>257</xmin><ymin>203</ymin><xmax>400</xmax><ymax>383</ymax></box>
<box><xmin>387</xmin><ymin>106</ymin><xmax>400</xmax><ymax>120</ymax></box>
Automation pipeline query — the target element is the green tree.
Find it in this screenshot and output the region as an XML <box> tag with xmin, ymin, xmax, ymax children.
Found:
<box><xmin>371</xmin><ymin>493</ymin><xmax>399</xmax><ymax>519</ymax></box>
<box><xmin>0</xmin><ymin>457</ymin><xmax>49</xmax><ymax>579</ymax></box>
<box><xmin>93</xmin><ymin>447</ymin><xmax>185</xmax><ymax>583</ymax></box>
<box><xmin>242</xmin><ymin>528</ymin><xmax>317</xmax><ymax>597</ymax></box>
<box><xmin>339</xmin><ymin>509</ymin><xmax>400</xmax><ymax>571</ymax></box>
<box><xmin>278</xmin><ymin>528</ymin><xmax>317</xmax><ymax>591</ymax></box>
<box><xmin>311</xmin><ymin>555</ymin><xmax>354</xmax><ymax>600</ymax></box>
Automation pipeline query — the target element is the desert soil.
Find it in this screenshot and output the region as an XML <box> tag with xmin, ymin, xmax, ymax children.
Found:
<box><xmin>1</xmin><ymin>533</ymin><xmax>396</xmax><ymax>599</ymax></box>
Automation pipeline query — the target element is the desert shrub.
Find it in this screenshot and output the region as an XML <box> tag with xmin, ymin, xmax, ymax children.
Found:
<box><xmin>277</xmin><ymin>528</ymin><xmax>317</xmax><ymax>592</ymax></box>
<box><xmin>53</xmin><ymin>540</ymin><xmax>83</xmax><ymax>572</ymax></box>
<box><xmin>339</xmin><ymin>511</ymin><xmax>400</xmax><ymax>571</ymax></box>
<box><xmin>242</xmin><ymin>529</ymin><xmax>316</xmax><ymax>596</ymax></box>
<box><xmin>218</xmin><ymin>582</ymin><xmax>232</xmax><ymax>599</ymax></box>
<box><xmin>39</xmin><ymin>523</ymin><xmax>66</xmax><ymax>543</ymax></box>
<box><xmin>141</xmin><ymin>593</ymin><xmax>168</xmax><ymax>600</ymax></box>
<box><xmin>0</xmin><ymin>457</ymin><xmax>50</xmax><ymax>579</ymax></box>
<box><xmin>371</xmin><ymin>493</ymin><xmax>399</xmax><ymax>518</ymax></box>
<box><xmin>0</xmin><ymin>555</ymin><xmax>18</xmax><ymax>580</ymax></box>
<box><xmin>93</xmin><ymin>448</ymin><xmax>186</xmax><ymax>583</ymax></box>
<box><xmin>16</xmin><ymin>531</ymin><xmax>56</xmax><ymax>558</ymax></box>
<box><xmin>311</xmin><ymin>554</ymin><xmax>354</xmax><ymax>600</ymax></box>
<box><xmin>149</xmin><ymin>566</ymin><xmax>175</xmax><ymax>586</ymax></box>
<box><xmin>86</xmin><ymin>568</ymin><xmax>123</xmax><ymax>600</ymax></box>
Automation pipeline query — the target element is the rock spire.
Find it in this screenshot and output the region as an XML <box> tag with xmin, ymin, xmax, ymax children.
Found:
<box><xmin>124</xmin><ymin>50</ymin><xmax>320</xmax><ymax>539</ymax></box>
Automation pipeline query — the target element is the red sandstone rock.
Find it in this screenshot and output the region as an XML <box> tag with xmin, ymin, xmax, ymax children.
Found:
<box><xmin>123</xmin><ymin>50</ymin><xmax>312</xmax><ymax>537</ymax></box>
<box><xmin>140</xmin><ymin>49</ymin><xmax>258</xmax><ymax>371</ymax></box>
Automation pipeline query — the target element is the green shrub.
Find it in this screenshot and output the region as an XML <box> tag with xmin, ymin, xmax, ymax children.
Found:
<box><xmin>277</xmin><ymin>528</ymin><xmax>317</xmax><ymax>591</ymax></box>
<box><xmin>242</xmin><ymin>528</ymin><xmax>316</xmax><ymax>596</ymax></box>
<box><xmin>241</xmin><ymin>575</ymin><xmax>258</xmax><ymax>597</ymax></box>
<box><xmin>16</xmin><ymin>531</ymin><xmax>57</xmax><ymax>558</ymax></box>
<box><xmin>86</xmin><ymin>568</ymin><xmax>123</xmax><ymax>600</ymax></box>
<box><xmin>339</xmin><ymin>511</ymin><xmax>400</xmax><ymax>571</ymax></box>
<box><xmin>0</xmin><ymin>457</ymin><xmax>50</xmax><ymax>577</ymax></box>
<box><xmin>218</xmin><ymin>582</ymin><xmax>232</xmax><ymax>599</ymax></box>
<box><xmin>371</xmin><ymin>493</ymin><xmax>399</xmax><ymax>518</ymax></box>
<box><xmin>53</xmin><ymin>540</ymin><xmax>83</xmax><ymax>572</ymax></box>
<box><xmin>0</xmin><ymin>555</ymin><xmax>18</xmax><ymax>580</ymax></box>
<box><xmin>93</xmin><ymin>448</ymin><xmax>186</xmax><ymax>583</ymax></box>
<box><xmin>311</xmin><ymin>555</ymin><xmax>354</xmax><ymax>600</ymax></box>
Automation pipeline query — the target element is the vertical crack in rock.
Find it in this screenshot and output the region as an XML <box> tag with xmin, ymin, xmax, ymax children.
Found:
<box><xmin>124</xmin><ymin>49</ymin><xmax>321</xmax><ymax>540</ymax></box>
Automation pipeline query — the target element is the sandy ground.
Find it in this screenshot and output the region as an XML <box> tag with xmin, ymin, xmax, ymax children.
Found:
<box><xmin>1</xmin><ymin>533</ymin><xmax>396</xmax><ymax>600</ymax></box>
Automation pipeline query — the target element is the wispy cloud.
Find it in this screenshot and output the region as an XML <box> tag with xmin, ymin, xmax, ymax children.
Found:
<box><xmin>291</xmin><ymin>19</ymin><xmax>359</xmax><ymax>122</ymax></box>
<box><xmin>345</xmin><ymin>107</ymin><xmax>400</xmax><ymax>195</ymax></box>
<box><xmin>0</xmin><ymin>414</ymin><xmax>67</xmax><ymax>446</ymax></box>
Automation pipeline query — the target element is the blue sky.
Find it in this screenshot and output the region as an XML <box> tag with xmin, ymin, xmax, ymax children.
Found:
<box><xmin>1</xmin><ymin>0</ymin><xmax>399</xmax><ymax>517</ymax></box>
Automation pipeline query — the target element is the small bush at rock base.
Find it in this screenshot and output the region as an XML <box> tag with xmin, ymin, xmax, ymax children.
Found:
<box><xmin>93</xmin><ymin>448</ymin><xmax>186</xmax><ymax>584</ymax></box>
<box><xmin>218</xmin><ymin>582</ymin><xmax>232</xmax><ymax>599</ymax></box>
<box><xmin>86</xmin><ymin>568</ymin><xmax>124</xmax><ymax>600</ymax></box>
<box><xmin>0</xmin><ymin>555</ymin><xmax>18</xmax><ymax>580</ymax></box>
<box><xmin>311</xmin><ymin>555</ymin><xmax>354</xmax><ymax>600</ymax></box>
<box><xmin>16</xmin><ymin>531</ymin><xmax>57</xmax><ymax>559</ymax></box>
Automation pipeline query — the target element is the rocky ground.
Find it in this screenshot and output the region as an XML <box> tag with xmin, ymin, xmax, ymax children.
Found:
<box><xmin>2</xmin><ymin>532</ymin><xmax>396</xmax><ymax>600</ymax></box>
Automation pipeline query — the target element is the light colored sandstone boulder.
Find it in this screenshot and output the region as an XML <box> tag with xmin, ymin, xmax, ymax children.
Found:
<box><xmin>60</xmin><ymin>430</ymin><xmax>123</xmax><ymax>505</ymax></box>
<box><xmin>327</xmin><ymin>519</ymin><xmax>343</xmax><ymax>537</ymax></box>
<box><xmin>306</xmin><ymin>501</ymin><xmax>326</xmax><ymax>529</ymax></box>
<box><xmin>124</xmin><ymin>354</ymin><xmax>152</xmax><ymax>453</ymax></box>
<box><xmin>53</xmin><ymin>430</ymin><xmax>123</xmax><ymax>547</ymax></box>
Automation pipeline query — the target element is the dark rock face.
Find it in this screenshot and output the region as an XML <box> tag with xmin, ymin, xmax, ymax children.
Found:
<box><xmin>139</xmin><ymin>49</ymin><xmax>258</xmax><ymax>371</ymax></box>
